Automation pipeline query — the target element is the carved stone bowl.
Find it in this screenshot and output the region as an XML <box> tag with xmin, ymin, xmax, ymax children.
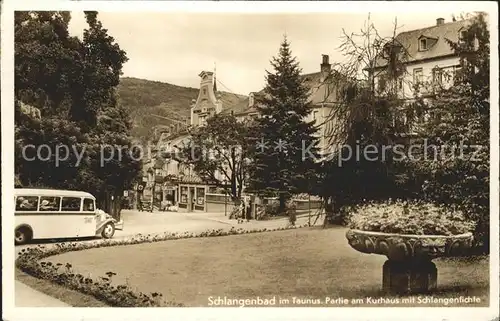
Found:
<box><xmin>346</xmin><ymin>229</ymin><xmax>474</xmax><ymax>262</ymax></box>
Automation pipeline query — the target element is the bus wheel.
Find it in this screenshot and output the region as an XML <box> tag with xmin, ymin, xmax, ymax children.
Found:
<box><xmin>101</xmin><ymin>223</ymin><xmax>115</xmax><ymax>239</ymax></box>
<box><xmin>15</xmin><ymin>226</ymin><xmax>32</xmax><ymax>245</ymax></box>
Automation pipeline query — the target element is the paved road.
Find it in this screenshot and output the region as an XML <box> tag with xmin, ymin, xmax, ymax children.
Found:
<box><xmin>14</xmin><ymin>209</ymin><xmax>323</xmax><ymax>307</ymax></box>
<box><xmin>114</xmin><ymin>210</ymin><xmax>232</xmax><ymax>237</ymax></box>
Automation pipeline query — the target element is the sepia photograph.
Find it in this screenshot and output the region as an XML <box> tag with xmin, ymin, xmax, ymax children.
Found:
<box><xmin>1</xmin><ymin>1</ymin><xmax>498</xmax><ymax>320</ymax></box>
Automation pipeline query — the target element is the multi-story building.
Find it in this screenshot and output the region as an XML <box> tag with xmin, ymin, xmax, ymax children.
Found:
<box><xmin>370</xmin><ymin>17</ymin><xmax>473</xmax><ymax>125</ymax></box>
<box><xmin>143</xmin><ymin>17</ymin><xmax>480</xmax><ymax>212</ymax></box>
<box><xmin>149</xmin><ymin>54</ymin><xmax>343</xmax><ymax>212</ymax></box>
<box><xmin>222</xmin><ymin>54</ymin><xmax>340</xmax><ymax>157</ymax></box>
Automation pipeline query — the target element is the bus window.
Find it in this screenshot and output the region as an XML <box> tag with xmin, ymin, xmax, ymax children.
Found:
<box><xmin>39</xmin><ymin>196</ymin><xmax>61</xmax><ymax>211</ymax></box>
<box><xmin>83</xmin><ymin>198</ymin><xmax>95</xmax><ymax>212</ymax></box>
<box><xmin>16</xmin><ymin>196</ymin><xmax>39</xmax><ymax>211</ymax></box>
<box><xmin>61</xmin><ymin>197</ymin><xmax>82</xmax><ymax>211</ymax></box>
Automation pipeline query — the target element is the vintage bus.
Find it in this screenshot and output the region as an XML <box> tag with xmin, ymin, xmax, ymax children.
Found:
<box><xmin>14</xmin><ymin>188</ymin><xmax>123</xmax><ymax>245</ymax></box>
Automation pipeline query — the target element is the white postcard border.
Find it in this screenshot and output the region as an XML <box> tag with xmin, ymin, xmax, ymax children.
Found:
<box><xmin>2</xmin><ymin>1</ymin><xmax>498</xmax><ymax>321</ymax></box>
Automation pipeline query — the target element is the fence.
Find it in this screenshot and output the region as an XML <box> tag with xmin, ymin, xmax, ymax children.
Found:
<box><xmin>205</xmin><ymin>193</ymin><xmax>322</xmax><ymax>215</ymax></box>
<box><xmin>261</xmin><ymin>196</ymin><xmax>322</xmax><ymax>211</ymax></box>
<box><xmin>205</xmin><ymin>193</ymin><xmax>236</xmax><ymax>213</ymax></box>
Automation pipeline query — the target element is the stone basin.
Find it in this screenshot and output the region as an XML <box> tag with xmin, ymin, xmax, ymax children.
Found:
<box><xmin>345</xmin><ymin>229</ymin><xmax>474</xmax><ymax>295</ymax></box>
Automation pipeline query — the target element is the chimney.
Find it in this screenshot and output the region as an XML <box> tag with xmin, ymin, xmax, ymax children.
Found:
<box><xmin>248</xmin><ymin>92</ymin><xmax>255</xmax><ymax>107</ymax></box>
<box><xmin>320</xmin><ymin>54</ymin><xmax>331</xmax><ymax>82</ymax></box>
<box><xmin>322</xmin><ymin>54</ymin><xmax>329</xmax><ymax>65</ymax></box>
<box><xmin>436</xmin><ymin>18</ymin><xmax>445</xmax><ymax>26</ymax></box>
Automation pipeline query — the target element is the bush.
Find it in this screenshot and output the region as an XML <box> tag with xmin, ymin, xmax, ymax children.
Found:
<box><xmin>264</xmin><ymin>202</ymin><xmax>281</xmax><ymax>216</ymax></box>
<box><xmin>347</xmin><ymin>200</ymin><xmax>476</xmax><ymax>236</ymax></box>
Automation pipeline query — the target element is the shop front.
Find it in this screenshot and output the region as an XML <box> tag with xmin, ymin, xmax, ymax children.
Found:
<box><xmin>162</xmin><ymin>183</ymin><xmax>178</xmax><ymax>205</ymax></box>
<box><xmin>178</xmin><ymin>184</ymin><xmax>207</xmax><ymax>212</ymax></box>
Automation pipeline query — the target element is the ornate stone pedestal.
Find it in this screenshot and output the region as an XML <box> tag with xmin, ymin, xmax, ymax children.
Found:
<box><xmin>345</xmin><ymin>229</ymin><xmax>473</xmax><ymax>294</ymax></box>
<box><xmin>382</xmin><ymin>259</ymin><xmax>437</xmax><ymax>295</ymax></box>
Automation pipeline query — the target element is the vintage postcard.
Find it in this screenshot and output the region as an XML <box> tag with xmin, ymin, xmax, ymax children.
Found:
<box><xmin>2</xmin><ymin>1</ymin><xmax>499</xmax><ymax>321</ymax></box>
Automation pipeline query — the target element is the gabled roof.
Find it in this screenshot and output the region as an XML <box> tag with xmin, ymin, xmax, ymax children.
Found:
<box><xmin>373</xmin><ymin>18</ymin><xmax>472</xmax><ymax>68</ymax></box>
<box><xmin>221</xmin><ymin>90</ymin><xmax>264</xmax><ymax>116</ymax></box>
<box><xmin>418</xmin><ymin>34</ymin><xmax>438</xmax><ymax>40</ymax></box>
<box><xmin>223</xmin><ymin>70</ymin><xmax>346</xmax><ymax>116</ymax></box>
<box><xmin>302</xmin><ymin>71</ymin><xmax>342</xmax><ymax>105</ymax></box>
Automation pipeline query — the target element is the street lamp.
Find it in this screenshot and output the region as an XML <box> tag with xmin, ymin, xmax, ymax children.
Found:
<box><xmin>150</xmin><ymin>176</ymin><xmax>155</xmax><ymax>213</ymax></box>
<box><xmin>223</xmin><ymin>179</ymin><xmax>228</xmax><ymax>216</ymax></box>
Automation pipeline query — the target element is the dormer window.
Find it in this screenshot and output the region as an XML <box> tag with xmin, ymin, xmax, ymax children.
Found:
<box><xmin>419</xmin><ymin>38</ymin><xmax>428</xmax><ymax>51</ymax></box>
<box><xmin>459</xmin><ymin>29</ymin><xmax>471</xmax><ymax>46</ymax></box>
<box><xmin>382</xmin><ymin>42</ymin><xmax>402</xmax><ymax>59</ymax></box>
<box><xmin>460</xmin><ymin>30</ymin><xmax>467</xmax><ymax>40</ymax></box>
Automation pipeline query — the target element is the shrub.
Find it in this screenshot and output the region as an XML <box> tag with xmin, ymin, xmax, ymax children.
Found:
<box><xmin>347</xmin><ymin>200</ymin><xmax>476</xmax><ymax>236</ymax></box>
<box><xmin>264</xmin><ymin>202</ymin><xmax>281</xmax><ymax>216</ymax></box>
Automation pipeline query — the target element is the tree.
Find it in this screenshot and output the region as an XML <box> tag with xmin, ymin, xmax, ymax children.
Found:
<box><xmin>177</xmin><ymin>114</ymin><xmax>252</xmax><ymax>202</ymax></box>
<box><xmin>15</xmin><ymin>100</ymin><xmax>89</xmax><ymax>189</ymax></box>
<box><xmin>412</xmin><ymin>12</ymin><xmax>490</xmax><ymax>251</ymax></box>
<box><xmin>319</xmin><ymin>15</ymin><xmax>416</xmax><ymax>224</ymax></box>
<box><xmin>15</xmin><ymin>11</ymin><xmax>83</xmax><ymax>119</ymax></box>
<box><xmin>248</xmin><ymin>37</ymin><xmax>320</xmax><ymax>212</ymax></box>
<box><xmin>15</xmin><ymin>11</ymin><xmax>141</xmax><ymax>218</ymax></box>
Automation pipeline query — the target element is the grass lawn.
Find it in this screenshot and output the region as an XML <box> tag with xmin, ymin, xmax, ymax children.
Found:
<box><xmin>48</xmin><ymin>227</ymin><xmax>489</xmax><ymax>307</ymax></box>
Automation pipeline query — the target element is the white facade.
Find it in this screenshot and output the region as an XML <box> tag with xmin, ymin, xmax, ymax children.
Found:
<box><xmin>374</xmin><ymin>56</ymin><xmax>460</xmax><ymax>100</ymax></box>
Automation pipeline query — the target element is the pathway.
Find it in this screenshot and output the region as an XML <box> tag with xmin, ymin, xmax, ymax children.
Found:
<box><xmin>15</xmin><ymin>281</ymin><xmax>70</xmax><ymax>307</ymax></box>
<box><xmin>14</xmin><ymin>209</ymin><xmax>323</xmax><ymax>307</ymax></box>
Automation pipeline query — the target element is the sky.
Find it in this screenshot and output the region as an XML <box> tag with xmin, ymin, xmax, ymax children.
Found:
<box><xmin>68</xmin><ymin>11</ymin><xmax>464</xmax><ymax>95</ymax></box>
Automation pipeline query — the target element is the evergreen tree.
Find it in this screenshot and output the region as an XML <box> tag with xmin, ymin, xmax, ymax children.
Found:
<box><xmin>412</xmin><ymin>12</ymin><xmax>490</xmax><ymax>251</ymax></box>
<box><xmin>248</xmin><ymin>37</ymin><xmax>320</xmax><ymax>212</ymax></box>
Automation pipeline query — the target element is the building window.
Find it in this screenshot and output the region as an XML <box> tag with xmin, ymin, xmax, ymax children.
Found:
<box><xmin>419</xmin><ymin>38</ymin><xmax>427</xmax><ymax>51</ymax></box>
<box><xmin>180</xmin><ymin>186</ymin><xmax>188</xmax><ymax>203</ymax></box>
<box><xmin>196</xmin><ymin>187</ymin><xmax>205</xmax><ymax>205</ymax></box>
<box><xmin>432</xmin><ymin>68</ymin><xmax>443</xmax><ymax>85</ymax></box>
<box><xmin>413</xmin><ymin>68</ymin><xmax>423</xmax><ymax>85</ymax></box>
<box><xmin>203</xmin><ymin>88</ymin><xmax>207</xmax><ymax>95</ymax></box>
<box><xmin>312</xmin><ymin>110</ymin><xmax>319</xmax><ymax>121</ymax></box>
<box><xmin>378</xmin><ymin>77</ymin><xmax>387</xmax><ymax>92</ymax></box>
<box><xmin>453</xmin><ymin>65</ymin><xmax>462</xmax><ymax>83</ymax></box>
<box><xmin>459</xmin><ymin>30</ymin><xmax>467</xmax><ymax>43</ymax></box>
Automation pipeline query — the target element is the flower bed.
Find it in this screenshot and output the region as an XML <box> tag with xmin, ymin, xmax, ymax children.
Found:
<box><xmin>16</xmin><ymin>225</ymin><xmax>307</xmax><ymax>307</ymax></box>
<box><xmin>347</xmin><ymin>200</ymin><xmax>476</xmax><ymax>236</ymax></box>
